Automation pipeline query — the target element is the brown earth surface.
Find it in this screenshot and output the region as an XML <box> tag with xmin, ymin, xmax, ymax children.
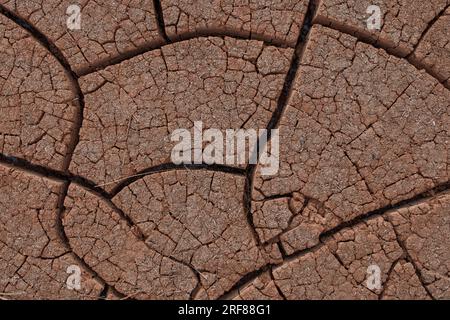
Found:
<box><xmin>0</xmin><ymin>0</ymin><xmax>449</xmax><ymax>300</ymax></box>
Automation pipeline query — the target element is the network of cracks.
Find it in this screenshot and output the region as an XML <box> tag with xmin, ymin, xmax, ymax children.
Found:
<box><xmin>0</xmin><ymin>0</ymin><xmax>449</xmax><ymax>300</ymax></box>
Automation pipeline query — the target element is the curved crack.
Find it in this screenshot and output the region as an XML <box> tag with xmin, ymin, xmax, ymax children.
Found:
<box><xmin>244</xmin><ymin>0</ymin><xmax>321</xmax><ymax>246</ymax></box>
<box><xmin>56</xmin><ymin>182</ymin><xmax>127</xmax><ymax>299</ymax></box>
<box><xmin>94</xmin><ymin>187</ymin><xmax>203</xmax><ymax>300</ymax></box>
<box><xmin>218</xmin><ymin>264</ymin><xmax>272</xmax><ymax>300</ymax></box>
<box><xmin>0</xmin><ymin>4</ymin><xmax>86</xmax><ymax>172</ymax></box>
<box><xmin>407</xmin><ymin>4</ymin><xmax>450</xmax><ymax>58</ymax></box>
<box><xmin>75</xmin><ymin>28</ymin><xmax>296</xmax><ymax>77</ymax></box>
<box><xmin>0</xmin><ymin>6</ymin><xmax>100</xmax><ymax>299</ymax></box>
<box><xmin>110</xmin><ymin>163</ymin><xmax>246</xmax><ymax>197</ymax></box>
<box><xmin>313</xmin><ymin>17</ymin><xmax>450</xmax><ymax>91</ymax></box>
<box><xmin>319</xmin><ymin>181</ymin><xmax>450</xmax><ymax>242</ymax></box>
<box><xmin>0</xmin><ymin>153</ymin><xmax>111</xmax><ymax>200</ymax></box>
<box><xmin>218</xmin><ymin>184</ymin><xmax>450</xmax><ymax>300</ymax></box>
<box><xmin>384</xmin><ymin>217</ymin><xmax>436</xmax><ymax>300</ymax></box>
<box><xmin>1</xmin><ymin>0</ymin><xmax>448</xmax><ymax>300</ymax></box>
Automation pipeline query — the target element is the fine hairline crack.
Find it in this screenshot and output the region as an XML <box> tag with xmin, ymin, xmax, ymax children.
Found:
<box><xmin>220</xmin><ymin>183</ymin><xmax>450</xmax><ymax>300</ymax></box>
<box><xmin>383</xmin><ymin>215</ymin><xmax>436</xmax><ymax>300</ymax></box>
<box><xmin>313</xmin><ymin>17</ymin><xmax>450</xmax><ymax>91</ymax></box>
<box><xmin>74</xmin><ymin>29</ymin><xmax>295</xmax><ymax>77</ymax></box>
<box><xmin>0</xmin><ymin>6</ymin><xmax>95</xmax><ymax>300</ymax></box>
<box><xmin>407</xmin><ymin>4</ymin><xmax>450</xmax><ymax>58</ymax></box>
<box><xmin>0</xmin><ymin>3</ymin><xmax>86</xmax><ymax>173</ymax></box>
<box><xmin>0</xmin><ymin>153</ymin><xmax>247</xmax><ymax>200</ymax></box>
<box><xmin>56</xmin><ymin>182</ymin><xmax>127</xmax><ymax>299</ymax></box>
<box><xmin>244</xmin><ymin>0</ymin><xmax>321</xmax><ymax>247</ymax></box>
<box><xmin>1</xmin><ymin>0</ymin><xmax>448</xmax><ymax>301</ymax></box>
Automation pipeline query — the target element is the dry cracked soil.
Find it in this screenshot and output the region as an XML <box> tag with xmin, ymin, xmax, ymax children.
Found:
<box><xmin>0</xmin><ymin>0</ymin><xmax>449</xmax><ymax>300</ymax></box>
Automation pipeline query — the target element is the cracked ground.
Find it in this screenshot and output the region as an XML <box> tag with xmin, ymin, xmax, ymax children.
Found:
<box><xmin>0</xmin><ymin>0</ymin><xmax>449</xmax><ymax>300</ymax></box>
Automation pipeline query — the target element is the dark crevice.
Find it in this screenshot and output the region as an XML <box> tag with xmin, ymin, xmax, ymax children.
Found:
<box><xmin>407</xmin><ymin>4</ymin><xmax>450</xmax><ymax>58</ymax></box>
<box><xmin>110</xmin><ymin>163</ymin><xmax>246</xmax><ymax>197</ymax></box>
<box><xmin>219</xmin><ymin>265</ymin><xmax>287</xmax><ymax>300</ymax></box>
<box><xmin>220</xmin><ymin>183</ymin><xmax>450</xmax><ymax>299</ymax></box>
<box><xmin>189</xmin><ymin>278</ymin><xmax>203</xmax><ymax>301</ymax></box>
<box><xmin>377</xmin><ymin>257</ymin><xmax>402</xmax><ymax>300</ymax></box>
<box><xmin>385</xmin><ymin>217</ymin><xmax>436</xmax><ymax>300</ymax></box>
<box><xmin>314</xmin><ymin>18</ymin><xmax>450</xmax><ymax>91</ymax></box>
<box><xmin>277</xmin><ymin>242</ymin><xmax>289</xmax><ymax>258</ymax></box>
<box><xmin>264</xmin><ymin>0</ymin><xmax>318</xmax><ymax>134</ymax></box>
<box><xmin>106</xmin><ymin>195</ymin><xmax>203</xmax><ymax>300</ymax></box>
<box><xmin>75</xmin><ymin>29</ymin><xmax>294</xmax><ymax>77</ymax></box>
<box><xmin>98</xmin><ymin>284</ymin><xmax>110</xmax><ymax>300</ymax></box>
<box><xmin>242</xmin><ymin>167</ymin><xmax>261</xmax><ymax>246</ymax></box>
<box><xmin>152</xmin><ymin>0</ymin><xmax>171</xmax><ymax>43</ymax></box>
<box><xmin>75</xmin><ymin>38</ymin><xmax>166</xmax><ymax>76</ymax></box>
<box><xmin>243</xmin><ymin>0</ymin><xmax>320</xmax><ymax>246</ymax></box>
<box><xmin>166</xmin><ymin>27</ymin><xmax>293</xmax><ymax>48</ymax></box>
<box><xmin>0</xmin><ymin>154</ymin><xmax>248</xmax><ymax>201</ymax></box>
<box><xmin>64</xmin><ymin>88</ymin><xmax>85</xmax><ymax>173</ymax></box>
<box><xmin>217</xmin><ymin>243</ymin><xmax>327</xmax><ymax>300</ymax></box>
<box><xmin>218</xmin><ymin>265</ymin><xmax>271</xmax><ymax>300</ymax></box>
<box><xmin>56</xmin><ymin>182</ymin><xmax>126</xmax><ymax>299</ymax></box>
<box><xmin>0</xmin><ymin>5</ymin><xmax>70</xmax><ymax>71</ymax></box>
<box><xmin>0</xmin><ymin>154</ymin><xmax>67</xmax><ymax>181</ymax></box>
<box><xmin>257</xmin><ymin>193</ymin><xmax>293</xmax><ymax>201</ymax></box>
<box><xmin>406</xmin><ymin>4</ymin><xmax>450</xmax><ymax>87</ymax></box>
<box><xmin>0</xmin><ymin>153</ymin><xmax>111</xmax><ymax>199</ymax></box>
<box><xmin>0</xmin><ymin>4</ymin><xmax>86</xmax><ymax>172</ymax></box>
<box><xmin>269</xmin><ymin>268</ymin><xmax>287</xmax><ymax>300</ymax></box>
<box><xmin>0</xmin><ymin>5</ymin><xmax>103</xmax><ymax>292</ymax></box>
<box><xmin>319</xmin><ymin>181</ymin><xmax>450</xmax><ymax>242</ymax></box>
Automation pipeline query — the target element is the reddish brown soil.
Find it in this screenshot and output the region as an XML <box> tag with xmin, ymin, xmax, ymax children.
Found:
<box><xmin>0</xmin><ymin>0</ymin><xmax>449</xmax><ymax>300</ymax></box>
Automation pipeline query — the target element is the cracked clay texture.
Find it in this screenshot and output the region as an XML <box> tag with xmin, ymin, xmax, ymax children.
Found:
<box><xmin>0</xmin><ymin>0</ymin><xmax>449</xmax><ymax>300</ymax></box>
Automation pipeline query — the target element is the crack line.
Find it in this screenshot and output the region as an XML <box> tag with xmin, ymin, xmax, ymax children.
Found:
<box><xmin>218</xmin><ymin>184</ymin><xmax>450</xmax><ymax>300</ymax></box>
<box><xmin>0</xmin><ymin>6</ymin><xmax>103</xmax><ymax>299</ymax></box>
<box><xmin>0</xmin><ymin>4</ymin><xmax>85</xmax><ymax>172</ymax></box>
<box><xmin>56</xmin><ymin>182</ymin><xmax>127</xmax><ymax>299</ymax></box>
<box><xmin>313</xmin><ymin>18</ymin><xmax>450</xmax><ymax>91</ymax></box>
<box><xmin>244</xmin><ymin>0</ymin><xmax>321</xmax><ymax>246</ymax></box>
<box><xmin>75</xmin><ymin>28</ymin><xmax>295</xmax><ymax>76</ymax></box>
<box><xmin>152</xmin><ymin>0</ymin><xmax>170</xmax><ymax>43</ymax></box>
<box><xmin>384</xmin><ymin>216</ymin><xmax>436</xmax><ymax>300</ymax></box>
<box><xmin>407</xmin><ymin>4</ymin><xmax>450</xmax><ymax>58</ymax></box>
<box><xmin>110</xmin><ymin>163</ymin><xmax>246</xmax><ymax>197</ymax></box>
<box><xmin>0</xmin><ymin>153</ymin><xmax>111</xmax><ymax>199</ymax></box>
